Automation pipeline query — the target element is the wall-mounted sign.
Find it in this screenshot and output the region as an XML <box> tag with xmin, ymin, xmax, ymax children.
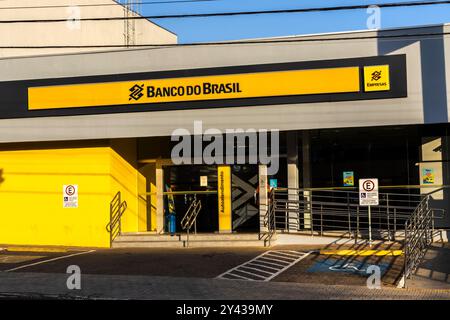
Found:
<box><xmin>363</xmin><ymin>65</ymin><xmax>390</xmax><ymax>92</ymax></box>
<box><xmin>269</xmin><ymin>179</ymin><xmax>278</xmax><ymax>189</ymax></box>
<box><xmin>359</xmin><ymin>178</ymin><xmax>379</xmax><ymax>206</ymax></box>
<box><xmin>200</xmin><ymin>175</ymin><xmax>208</xmax><ymax>187</ymax></box>
<box><xmin>422</xmin><ymin>168</ymin><xmax>435</xmax><ymax>184</ymax></box>
<box><xmin>63</xmin><ymin>184</ymin><xmax>78</xmax><ymax>208</ymax></box>
<box><xmin>343</xmin><ymin>171</ymin><xmax>354</xmax><ymax>187</ymax></box>
<box><xmin>10</xmin><ymin>54</ymin><xmax>406</xmax><ymax>120</ymax></box>
<box><xmin>29</xmin><ymin>67</ymin><xmax>361</xmax><ymax>110</ymax></box>
<box><xmin>218</xmin><ymin>166</ymin><xmax>231</xmax><ymax>232</ymax></box>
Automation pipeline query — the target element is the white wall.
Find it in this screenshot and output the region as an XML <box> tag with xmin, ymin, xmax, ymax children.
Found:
<box><xmin>0</xmin><ymin>0</ymin><xmax>177</xmax><ymax>58</ymax></box>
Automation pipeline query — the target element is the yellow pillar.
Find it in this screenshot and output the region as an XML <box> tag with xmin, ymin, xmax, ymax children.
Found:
<box><xmin>156</xmin><ymin>161</ymin><xmax>165</xmax><ymax>234</ymax></box>
<box><xmin>218</xmin><ymin>165</ymin><xmax>232</xmax><ymax>233</ymax></box>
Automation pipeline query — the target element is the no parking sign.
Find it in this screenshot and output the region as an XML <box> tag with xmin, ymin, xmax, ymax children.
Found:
<box><xmin>63</xmin><ymin>184</ymin><xmax>78</xmax><ymax>208</ymax></box>
<box><xmin>359</xmin><ymin>178</ymin><xmax>378</xmax><ymax>246</ymax></box>
<box><xmin>359</xmin><ymin>178</ymin><xmax>379</xmax><ymax>206</ymax></box>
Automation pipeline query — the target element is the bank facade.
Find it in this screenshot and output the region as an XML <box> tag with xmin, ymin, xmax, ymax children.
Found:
<box><xmin>0</xmin><ymin>24</ymin><xmax>449</xmax><ymax>248</ymax></box>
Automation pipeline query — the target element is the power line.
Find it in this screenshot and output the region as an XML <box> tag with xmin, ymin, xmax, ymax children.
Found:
<box><xmin>0</xmin><ymin>30</ymin><xmax>448</xmax><ymax>48</ymax></box>
<box><xmin>0</xmin><ymin>0</ymin><xmax>449</xmax><ymax>22</ymax></box>
<box><xmin>0</xmin><ymin>0</ymin><xmax>219</xmax><ymax>11</ymax></box>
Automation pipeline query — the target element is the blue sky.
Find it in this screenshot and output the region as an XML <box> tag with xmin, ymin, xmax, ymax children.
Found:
<box><xmin>132</xmin><ymin>0</ymin><xmax>450</xmax><ymax>43</ymax></box>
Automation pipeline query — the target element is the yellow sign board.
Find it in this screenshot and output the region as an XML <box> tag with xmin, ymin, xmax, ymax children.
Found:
<box><xmin>28</xmin><ymin>67</ymin><xmax>361</xmax><ymax>110</ymax></box>
<box><xmin>363</xmin><ymin>65</ymin><xmax>390</xmax><ymax>92</ymax></box>
<box><xmin>217</xmin><ymin>165</ymin><xmax>232</xmax><ymax>233</ymax></box>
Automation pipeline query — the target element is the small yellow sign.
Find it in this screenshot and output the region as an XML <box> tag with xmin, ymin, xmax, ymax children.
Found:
<box><xmin>217</xmin><ymin>165</ymin><xmax>232</xmax><ymax>232</ymax></box>
<box><xmin>363</xmin><ymin>65</ymin><xmax>390</xmax><ymax>92</ymax></box>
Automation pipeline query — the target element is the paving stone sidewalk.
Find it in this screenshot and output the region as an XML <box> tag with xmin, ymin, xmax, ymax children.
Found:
<box><xmin>0</xmin><ymin>272</ymin><xmax>449</xmax><ymax>300</ymax></box>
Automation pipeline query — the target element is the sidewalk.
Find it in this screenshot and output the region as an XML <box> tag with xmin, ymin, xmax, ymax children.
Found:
<box><xmin>0</xmin><ymin>272</ymin><xmax>449</xmax><ymax>300</ymax></box>
<box><xmin>406</xmin><ymin>242</ymin><xmax>450</xmax><ymax>289</ymax></box>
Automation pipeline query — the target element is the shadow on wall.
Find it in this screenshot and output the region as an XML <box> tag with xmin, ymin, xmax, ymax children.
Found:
<box><xmin>378</xmin><ymin>25</ymin><xmax>448</xmax><ymax>124</ymax></box>
<box><xmin>379</xmin><ymin>25</ymin><xmax>449</xmax><ymax>229</ymax></box>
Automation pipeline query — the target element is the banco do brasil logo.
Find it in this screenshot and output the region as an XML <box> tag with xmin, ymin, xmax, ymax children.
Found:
<box><xmin>371</xmin><ymin>70</ymin><xmax>382</xmax><ymax>81</ymax></box>
<box><xmin>129</xmin><ymin>84</ymin><xmax>144</xmax><ymax>101</ymax></box>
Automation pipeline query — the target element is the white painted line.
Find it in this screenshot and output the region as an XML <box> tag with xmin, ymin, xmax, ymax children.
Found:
<box><xmin>222</xmin><ymin>273</ymin><xmax>251</xmax><ymax>281</ymax></box>
<box><xmin>239</xmin><ymin>265</ymin><xmax>273</xmax><ymax>275</ymax></box>
<box><xmin>255</xmin><ymin>258</ymin><xmax>289</xmax><ymax>268</ymax></box>
<box><xmin>267</xmin><ymin>251</ymin><xmax>304</xmax><ymax>259</ymax></box>
<box><xmin>246</xmin><ymin>262</ymin><xmax>279</xmax><ymax>271</ymax></box>
<box><xmin>258</xmin><ymin>256</ymin><xmax>290</xmax><ymax>265</ymax></box>
<box><xmin>231</xmin><ymin>268</ymin><xmax>266</xmax><ymax>279</ymax></box>
<box><xmin>216</xmin><ymin>250</ymin><xmax>279</xmax><ymax>279</ymax></box>
<box><xmin>264</xmin><ymin>253</ymin><xmax>297</xmax><ymax>261</ymax></box>
<box><xmin>4</xmin><ymin>250</ymin><xmax>95</xmax><ymax>272</ymax></box>
<box><xmin>217</xmin><ymin>250</ymin><xmax>312</xmax><ymax>282</ymax></box>
<box><xmin>264</xmin><ymin>251</ymin><xmax>312</xmax><ymax>282</ymax></box>
<box><xmin>266</xmin><ymin>251</ymin><xmax>299</xmax><ymax>258</ymax></box>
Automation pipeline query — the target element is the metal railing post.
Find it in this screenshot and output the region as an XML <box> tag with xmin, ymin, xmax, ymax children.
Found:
<box><xmin>431</xmin><ymin>209</ymin><xmax>435</xmax><ymax>243</ymax></box>
<box><xmin>107</xmin><ymin>191</ymin><xmax>127</xmax><ymax>247</ymax></box>
<box><xmin>320</xmin><ymin>204</ymin><xmax>323</xmax><ymax>236</ymax></box>
<box><xmin>284</xmin><ymin>202</ymin><xmax>288</xmax><ymax>232</ymax></box>
<box><xmin>404</xmin><ymin>220</ymin><xmax>408</xmax><ymax>288</ymax></box>
<box><xmin>109</xmin><ymin>201</ymin><xmax>113</xmax><ymax>247</ymax></box>
<box><xmin>355</xmin><ymin>205</ymin><xmax>359</xmax><ymax>244</ymax></box>
<box><xmin>187</xmin><ymin>227</ymin><xmax>190</xmax><ymax>248</ymax></box>
<box><xmin>310</xmin><ymin>192</ymin><xmax>314</xmax><ymax>236</ymax></box>
<box><xmin>393</xmin><ymin>207</ymin><xmax>397</xmax><ymax>241</ymax></box>
<box><xmin>386</xmin><ymin>194</ymin><xmax>391</xmax><ymax>241</ymax></box>
<box><xmin>118</xmin><ymin>189</ymin><xmax>122</xmax><ymax>236</ymax></box>
<box><xmin>347</xmin><ymin>193</ymin><xmax>352</xmax><ymax>238</ymax></box>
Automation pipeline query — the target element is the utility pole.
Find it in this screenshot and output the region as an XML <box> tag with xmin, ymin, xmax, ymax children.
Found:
<box><xmin>123</xmin><ymin>0</ymin><xmax>141</xmax><ymax>47</ymax></box>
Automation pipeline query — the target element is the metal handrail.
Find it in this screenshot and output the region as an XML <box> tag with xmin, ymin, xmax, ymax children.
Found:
<box><xmin>268</xmin><ymin>188</ymin><xmax>443</xmax><ymax>242</ymax></box>
<box><xmin>260</xmin><ymin>189</ymin><xmax>276</xmax><ymax>246</ymax></box>
<box><xmin>106</xmin><ymin>191</ymin><xmax>128</xmax><ymax>247</ymax></box>
<box><xmin>402</xmin><ymin>195</ymin><xmax>434</xmax><ymax>288</ymax></box>
<box><xmin>181</xmin><ymin>198</ymin><xmax>202</xmax><ymax>247</ymax></box>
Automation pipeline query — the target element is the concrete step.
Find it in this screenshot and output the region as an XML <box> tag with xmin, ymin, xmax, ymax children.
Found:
<box><xmin>112</xmin><ymin>239</ymin><xmax>269</xmax><ymax>248</ymax></box>
<box><xmin>112</xmin><ymin>241</ymin><xmax>185</xmax><ymax>248</ymax></box>
<box><xmin>185</xmin><ymin>240</ymin><xmax>267</xmax><ymax>248</ymax></box>
<box><xmin>112</xmin><ymin>232</ymin><xmax>276</xmax><ymax>248</ymax></box>
<box><xmin>116</xmin><ymin>233</ymin><xmax>264</xmax><ymax>242</ymax></box>
<box><xmin>114</xmin><ymin>234</ymin><xmax>182</xmax><ymax>242</ymax></box>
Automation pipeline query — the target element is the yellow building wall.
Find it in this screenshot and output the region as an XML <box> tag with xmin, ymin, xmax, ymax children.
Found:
<box><xmin>138</xmin><ymin>162</ymin><xmax>157</xmax><ymax>231</ymax></box>
<box><xmin>0</xmin><ymin>144</ymin><xmax>146</xmax><ymax>248</ymax></box>
<box><xmin>109</xmin><ymin>149</ymin><xmax>147</xmax><ymax>233</ymax></box>
<box><xmin>0</xmin><ymin>147</ymin><xmax>111</xmax><ymax>247</ymax></box>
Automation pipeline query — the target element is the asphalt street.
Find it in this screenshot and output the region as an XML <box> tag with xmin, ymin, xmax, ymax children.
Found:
<box><xmin>0</xmin><ymin>243</ymin><xmax>448</xmax><ymax>299</ymax></box>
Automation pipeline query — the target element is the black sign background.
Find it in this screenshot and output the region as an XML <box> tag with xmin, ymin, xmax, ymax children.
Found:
<box><xmin>0</xmin><ymin>54</ymin><xmax>407</xmax><ymax>120</ymax></box>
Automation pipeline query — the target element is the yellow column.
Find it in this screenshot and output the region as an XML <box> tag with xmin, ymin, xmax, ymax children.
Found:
<box><xmin>156</xmin><ymin>161</ymin><xmax>165</xmax><ymax>234</ymax></box>
<box><xmin>218</xmin><ymin>165</ymin><xmax>232</xmax><ymax>233</ymax></box>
